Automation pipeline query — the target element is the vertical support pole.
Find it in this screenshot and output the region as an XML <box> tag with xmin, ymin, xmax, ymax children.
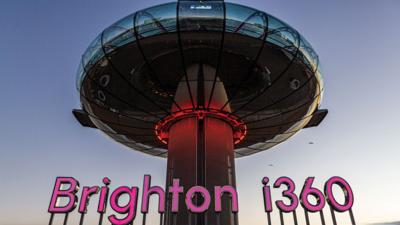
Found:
<box><xmin>63</xmin><ymin>213</ymin><xmax>69</xmax><ymax>225</ymax></box>
<box><xmin>48</xmin><ymin>213</ymin><xmax>54</xmax><ymax>225</ymax></box>
<box><xmin>160</xmin><ymin>213</ymin><xmax>164</xmax><ymax>225</ymax></box>
<box><xmin>188</xmin><ymin>212</ymin><xmax>192</xmax><ymax>225</ymax></box>
<box><xmin>98</xmin><ymin>180</ymin><xmax>110</xmax><ymax>225</ymax></box>
<box><xmin>98</xmin><ymin>212</ymin><xmax>104</xmax><ymax>225</ymax></box>
<box><xmin>329</xmin><ymin>206</ymin><xmax>337</xmax><ymax>225</ymax></box>
<box><xmin>320</xmin><ymin>210</ymin><xmax>326</xmax><ymax>225</ymax></box>
<box><xmin>279</xmin><ymin>211</ymin><xmax>285</xmax><ymax>225</ymax></box>
<box><xmin>266</xmin><ymin>212</ymin><xmax>272</xmax><ymax>225</ymax></box>
<box><xmin>79</xmin><ymin>213</ymin><xmax>85</xmax><ymax>225</ymax></box>
<box><xmin>293</xmin><ymin>210</ymin><xmax>298</xmax><ymax>225</ymax></box>
<box><xmin>142</xmin><ymin>214</ymin><xmax>147</xmax><ymax>225</ymax></box>
<box><xmin>173</xmin><ymin>213</ymin><xmax>177</xmax><ymax>225</ymax></box>
<box><xmin>349</xmin><ymin>209</ymin><xmax>357</xmax><ymax>225</ymax></box>
<box><xmin>304</xmin><ymin>209</ymin><xmax>310</xmax><ymax>225</ymax></box>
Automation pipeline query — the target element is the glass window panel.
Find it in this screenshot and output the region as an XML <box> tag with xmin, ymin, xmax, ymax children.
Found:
<box><xmin>76</xmin><ymin>60</ymin><xmax>85</xmax><ymax>91</ymax></box>
<box><xmin>136</xmin><ymin>34</ymin><xmax>182</xmax><ymax>103</ymax></box>
<box><xmin>225</xmin><ymin>3</ymin><xmax>266</xmax><ymax>39</ymax></box>
<box><xmin>267</xmin><ymin>15</ymin><xmax>290</xmax><ymax>31</ymax></box>
<box><xmin>179</xmin><ymin>1</ymin><xmax>224</xmax><ymax>32</ymax></box>
<box><xmin>178</xmin><ymin>1</ymin><xmax>224</xmax><ymax>67</ymax></box>
<box><xmin>102</xmin><ymin>14</ymin><xmax>135</xmax><ymax>54</ymax></box>
<box><xmin>225</xmin><ymin>3</ymin><xmax>254</xmax><ymax>32</ymax></box>
<box><xmin>136</xmin><ymin>3</ymin><xmax>177</xmax><ymax>38</ymax></box>
<box><xmin>315</xmin><ymin>62</ymin><xmax>324</xmax><ymax>102</ymax></box>
<box><xmin>82</xmin><ymin>34</ymin><xmax>104</xmax><ymax>70</ymax></box>
<box><xmin>225</xmin><ymin>4</ymin><xmax>254</xmax><ymax>25</ymax></box>
<box><xmin>230</xmin><ymin>53</ymin><xmax>296</xmax><ymax>112</ymax></box>
<box><xmin>113</xmin><ymin>13</ymin><xmax>134</xmax><ymax>30</ymax></box>
<box><xmin>266</xmin><ymin>26</ymin><xmax>299</xmax><ymax>52</ymax></box>
<box><xmin>299</xmin><ymin>36</ymin><xmax>318</xmax><ymax>72</ymax></box>
<box><xmin>236</xmin><ymin>12</ymin><xmax>265</xmax><ymax>38</ymax></box>
<box><xmin>133</xmin><ymin>3</ymin><xmax>179</xmax><ymax>111</ymax></box>
<box><xmin>219</xmin><ymin>4</ymin><xmax>266</xmax><ymax>106</ymax></box>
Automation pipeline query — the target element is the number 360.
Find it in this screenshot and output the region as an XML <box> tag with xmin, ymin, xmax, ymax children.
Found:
<box><xmin>262</xmin><ymin>176</ymin><xmax>354</xmax><ymax>213</ymax></box>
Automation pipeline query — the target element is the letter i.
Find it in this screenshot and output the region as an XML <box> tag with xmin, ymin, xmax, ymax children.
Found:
<box><xmin>98</xmin><ymin>177</ymin><xmax>111</xmax><ymax>214</ymax></box>
<box><xmin>263</xmin><ymin>177</ymin><xmax>273</xmax><ymax>225</ymax></box>
<box><xmin>262</xmin><ymin>177</ymin><xmax>273</xmax><ymax>212</ymax></box>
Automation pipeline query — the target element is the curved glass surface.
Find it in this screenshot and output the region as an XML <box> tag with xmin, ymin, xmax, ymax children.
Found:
<box><xmin>179</xmin><ymin>1</ymin><xmax>224</xmax><ymax>32</ymax></box>
<box><xmin>76</xmin><ymin>1</ymin><xmax>324</xmax><ymax>158</ymax></box>
<box><xmin>76</xmin><ymin>2</ymin><xmax>320</xmax><ymax>91</ymax></box>
<box><xmin>76</xmin><ymin>60</ymin><xmax>85</xmax><ymax>91</ymax></box>
<box><xmin>299</xmin><ymin>35</ymin><xmax>319</xmax><ymax>72</ymax></box>
<box><xmin>264</xmin><ymin>15</ymin><xmax>299</xmax><ymax>63</ymax></box>
<box><xmin>82</xmin><ymin>34</ymin><xmax>104</xmax><ymax>71</ymax></box>
<box><xmin>225</xmin><ymin>3</ymin><xmax>266</xmax><ymax>38</ymax></box>
<box><xmin>136</xmin><ymin>2</ymin><xmax>177</xmax><ymax>38</ymax></box>
<box><xmin>102</xmin><ymin>13</ymin><xmax>136</xmax><ymax>54</ymax></box>
<box><xmin>315</xmin><ymin>62</ymin><xmax>325</xmax><ymax>101</ymax></box>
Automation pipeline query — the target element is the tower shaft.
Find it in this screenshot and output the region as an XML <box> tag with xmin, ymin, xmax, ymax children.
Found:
<box><xmin>164</xmin><ymin>64</ymin><xmax>238</xmax><ymax>225</ymax></box>
<box><xmin>166</xmin><ymin>116</ymin><xmax>237</xmax><ymax>225</ymax></box>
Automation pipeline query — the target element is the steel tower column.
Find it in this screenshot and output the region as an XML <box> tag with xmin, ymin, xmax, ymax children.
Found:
<box><xmin>164</xmin><ymin>64</ymin><xmax>237</xmax><ymax>225</ymax></box>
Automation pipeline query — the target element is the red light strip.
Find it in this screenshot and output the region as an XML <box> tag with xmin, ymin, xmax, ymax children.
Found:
<box><xmin>155</xmin><ymin>109</ymin><xmax>247</xmax><ymax>145</ymax></box>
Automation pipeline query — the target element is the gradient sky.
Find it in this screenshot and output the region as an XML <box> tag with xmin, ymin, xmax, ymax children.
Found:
<box><xmin>1</xmin><ymin>0</ymin><xmax>400</xmax><ymax>225</ymax></box>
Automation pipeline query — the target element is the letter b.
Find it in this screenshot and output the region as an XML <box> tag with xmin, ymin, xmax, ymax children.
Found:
<box><xmin>48</xmin><ymin>177</ymin><xmax>80</xmax><ymax>213</ymax></box>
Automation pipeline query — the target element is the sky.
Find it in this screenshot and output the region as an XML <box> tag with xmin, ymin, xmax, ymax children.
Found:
<box><xmin>0</xmin><ymin>0</ymin><xmax>400</xmax><ymax>225</ymax></box>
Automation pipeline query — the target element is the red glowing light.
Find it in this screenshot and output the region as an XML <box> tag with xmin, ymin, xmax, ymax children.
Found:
<box><xmin>155</xmin><ymin>109</ymin><xmax>247</xmax><ymax>145</ymax></box>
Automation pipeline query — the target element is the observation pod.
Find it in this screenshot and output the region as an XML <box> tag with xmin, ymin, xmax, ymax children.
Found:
<box><xmin>73</xmin><ymin>0</ymin><xmax>327</xmax><ymax>225</ymax></box>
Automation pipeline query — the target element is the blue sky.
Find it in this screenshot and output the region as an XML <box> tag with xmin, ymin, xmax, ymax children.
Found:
<box><xmin>1</xmin><ymin>0</ymin><xmax>400</xmax><ymax>225</ymax></box>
